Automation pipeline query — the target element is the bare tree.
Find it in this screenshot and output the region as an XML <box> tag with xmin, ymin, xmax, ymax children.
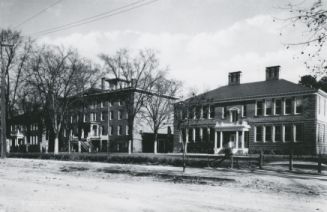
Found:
<box><xmin>280</xmin><ymin>0</ymin><xmax>327</xmax><ymax>74</ymax></box>
<box><xmin>99</xmin><ymin>49</ymin><xmax>163</xmax><ymax>153</ymax></box>
<box><xmin>141</xmin><ymin>76</ymin><xmax>181</xmax><ymax>154</ymax></box>
<box><xmin>25</xmin><ymin>45</ymin><xmax>99</xmax><ymax>154</ymax></box>
<box><xmin>175</xmin><ymin>91</ymin><xmax>209</xmax><ymax>172</ymax></box>
<box><xmin>0</xmin><ymin>29</ymin><xmax>34</xmax><ymax>129</ymax></box>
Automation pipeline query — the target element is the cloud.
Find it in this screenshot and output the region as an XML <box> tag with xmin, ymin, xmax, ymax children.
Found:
<box><xmin>38</xmin><ymin>14</ymin><xmax>308</xmax><ymax>93</ymax></box>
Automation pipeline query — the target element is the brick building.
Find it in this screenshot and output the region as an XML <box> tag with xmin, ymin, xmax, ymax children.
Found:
<box><xmin>9</xmin><ymin>78</ymin><xmax>173</xmax><ymax>153</ymax></box>
<box><xmin>174</xmin><ymin>66</ymin><xmax>327</xmax><ymax>155</ymax></box>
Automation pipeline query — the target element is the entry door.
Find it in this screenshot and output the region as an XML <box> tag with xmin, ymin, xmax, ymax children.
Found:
<box><xmin>229</xmin><ymin>134</ymin><xmax>235</xmax><ymax>148</ymax></box>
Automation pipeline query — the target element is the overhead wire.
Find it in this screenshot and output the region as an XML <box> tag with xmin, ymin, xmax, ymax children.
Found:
<box><xmin>30</xmin><ymin>0</ymin><xmax>159</xmax><ymax>37</ymax></box>
<box><xmin>13</xmin><ymin>0</ymin><xmax>64</xmax><ymax>29</ymax></box>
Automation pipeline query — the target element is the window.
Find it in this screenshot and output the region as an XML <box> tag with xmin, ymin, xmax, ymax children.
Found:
<box><xmin>110</xmin><ymin>111</ymin><xmax>114</xmax><ymax>120</ymax></box>
<box><xmin>100</xmin><ymin>101</ymin><xmax>104</xmax><ymax>108</ymax></box>
<box><xmin>117</xmin><ymin>125</ymin><xmax>122</xmax><ymax>135</ymax></box>
<box><xmin>231</xmin><ymin>110</ymin><xmax>238</xmax><ymax>122</ymax></box>
<box><xmin>275</xmin><ymin>126</ymin><xmax>282</xmax><ymax>142</ymax></box>
<box><xmin>275</xmin><ymin>99</ymin><xmax>282</xmax><ymax>115</ymax></box>
<box><xmin>295</xmin><ymin>124</ymin><xmax>303</xmax><ymax>142</ymax></box>
<box><xmin>285</xmin><ymin>125</ymin><xmax>292</xmax><ymax>142</ymax></box>
<box><xmin>83</xmin><ymin>114</ymin><xmax>86</xmax><ymax>122</ymax></box>
<box><xmin>108</xmin><ymin>101</ymin><xmax>112</xmax><ymax>107</ymax></box>
<box><xmin>256</xmin><ymin>101</ymin><xmax>263</xmax><ymax>116</ymax></box>
<box><xmin>102</xmin><ymin>125</ymin><xmax>107</xmax><ymax>135</ymax></box>
<box><xmin>196</xmin><ymin>107</ymin><xmax>201</xmax><ymax>119</ymax></box>
<box><xmin>195</xmin><ymin>128</ymin><xmax>200</xmax><ymax>141</ymax></box>
<box><xmin>265</xmin><ymin>126</ymin><xmax>272</xmax><ymax>142</ymax></box>
<box><xmin>101</xmin><ymin>112</ymin><xmax>104</xmax><ymax>121</ymax></box>
<box><xmin>209</xmin><ymin>105</ymin><xmax>215</xmax><ymax>118</ymax></box>
<box><xmin>126</xmin><ymin>125</ymin><xmax>129</xmax><ymax>135</ymax></box>
<box><xmin>285</xmin><ymin>98</ymin><xmax>292</xmax><ymax>114</ymax></box>
<box><xmin>188</xmin><ymin>107</ymin><xmax>194</xmax><ymax>119</ymax></box>
<box><xmin>70</xmin><ymin>116</ymin><xmax>73</xmax><ymax>123</ymax></box>
<box><xmin>182</xmin><ymin>109</ymin><xmax>187</xmax><ymax>120</ymax></box>
<box><xmin>295</xmin><ymin>97</ymin><xmax>303</xmax><ymax>114</ymax></box>
<box><xmin>265</xmin><ymin>100</ymin><xmax>272</xmax><ymax>115</ymax></box>
<box><xmin>109</xmin><ymin>126</ymin><xmax>114</xmax><ymax>135</ymax></box>
<box><xmin>242</xmin><ymin>105</ymin><xmax>247</xmax><ymax>117</ymax></box>
<box><xmin>119</xmin><ymin>100</ymin><xmax>124</xmax><ymax>106</ymax></box>
<box><xmin>90</xmin><ymin>113</ymin><xmax>93</xmax><ymax>121</ymax></box>
<box><xmin>203</xmin><ymin>105</ymin><xmax>208</xmax><ymax>119</ymax></box>
<box><xmin>256</xmin><ymin>126</ymin><xmax>263</xmax><ymax>142</ymax></box>
<box><xmin>118</xmin><ymin>111</ymin><xmax>121</xmax><ymax>120</ymax></box>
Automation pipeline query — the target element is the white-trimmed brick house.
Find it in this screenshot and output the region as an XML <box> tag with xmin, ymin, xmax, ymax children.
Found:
<box><xmin>174</xmin><ymin>66</ymin><xmax>327</xmax><ymax>155</ymax></box>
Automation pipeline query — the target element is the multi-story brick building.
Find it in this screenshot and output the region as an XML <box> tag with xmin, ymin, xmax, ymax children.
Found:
<box><xmin>9</xmin><ymin>77</ymin><xmax>173</xmax><ymax>153</ymax></box>
<box><xmin>174</xmin><ymin>66</ymin><xmax>327</xmax><ymax>155</ymax></box>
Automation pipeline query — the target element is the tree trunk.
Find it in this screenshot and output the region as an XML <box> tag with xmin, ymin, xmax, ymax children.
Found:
<box><xmin>54</xmin><ymin>134</ymin><xmax>59</xmax><ymax>154</ymax></box>
<box><xmin>154</xmin><ymin>131</ymin><xmax>158</xmax><ymax>154</ymax></box>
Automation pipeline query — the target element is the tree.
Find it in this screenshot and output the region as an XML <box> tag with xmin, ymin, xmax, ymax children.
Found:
<box><xmin>141</xmin><ymin>76</ymin><xmax>181</xmax><ymax>154</ymax></box>
<box><xmin>282</xmin><ymin>0</ymin><xmax>327</xmax><ymax>74</ymax></box>
<box><xmin>0</xmin><ymin>29</ymin><xmax>34</xmax><ymax>157</ymax></box>
<box><xmin>99</xmin><ymin>49</ymin><xmax>163</xmax><ymax>153</ymax></box>
<box><xmin>299</xmin><ymin>74</ymin><xmax>318</xmax><ymax>88</ymax></box>
<box><xmin>175</xmin><ymin>91</ymin><xmax>209</xmax><ymax>172</ymax></box>
<box><xmin>24</xmin><ymin>45</ymin><xmax>99</xmax><ymax>154</ymax></box>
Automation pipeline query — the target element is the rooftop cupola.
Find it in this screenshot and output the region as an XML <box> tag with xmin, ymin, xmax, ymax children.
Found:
<box><xmin>266</xmin><ymin>65</ymin><xmax>280</xmax><ymax>81</ymax></box>
<box><xmin>228</xmin><ymin>71</ymin><xmax>241</xmax><ymax>85</ymax></box>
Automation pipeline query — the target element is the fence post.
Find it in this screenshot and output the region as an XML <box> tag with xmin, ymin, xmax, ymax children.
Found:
<box><xmin>259</xmin><ymin>151</ymin><xmax>263</xmax><ymax>169</ymax></box>
<box><xmin>289</xmin><ymin>149</ymin><xmax>293</xmax><ymax>171</ymax></box>
<box><xmin>318</xmin><ymin>154</ymin><xmax>322</xmax><ymax>174</ymax></box>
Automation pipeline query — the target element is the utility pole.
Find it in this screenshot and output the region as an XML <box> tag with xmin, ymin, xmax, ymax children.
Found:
<box><xmin>0</xmin><ymin>35</ymin><xmax>13</xmax><ymax>159</ymax></box>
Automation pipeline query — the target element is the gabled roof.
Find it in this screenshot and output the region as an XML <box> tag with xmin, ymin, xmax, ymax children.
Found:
<box><xmin>189</xmin><ymin>79</ymin><xmax>316</xmax><ymax>103</ymax></box>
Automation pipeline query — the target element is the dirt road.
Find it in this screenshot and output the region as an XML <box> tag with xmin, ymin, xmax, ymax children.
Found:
<box><xmin>0</xmin><ymin>158</ymin><xmax>326</xmax><ymax>212</ymax></box>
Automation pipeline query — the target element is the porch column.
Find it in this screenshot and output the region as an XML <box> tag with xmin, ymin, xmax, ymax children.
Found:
<box><xmin>192</xmin><ymin>128</ymin><xmax>196</xmax><ymax>142</ymax></box>
<box><xmin>179</xmin><ymin>130</ymin><xmax>182</xmax><ymax>143</ymax></box>
<box><xmin>282</xmin><ymin>125</ymin><xmax>285</xmax><ymax>143</ymax></box>
<box><xmin>214</xmin><ymin>130</ymin><xmax>218</xmax><ymax>154</ymax></box>
<box><xmin>81</xmin><ymin>129</ymin><xmax>84</xmax><ymax>138</ymax></box>
<box><xmin>220</xmin><ymin>131</ymin><xmax>223</xmax><ymax>149</ymax></box>
<box><xmin>199</xmin><ymin>128</ymin><xmax>203</xmax><ymax>141</ymax></box>
<box><xmin>241</xmin><ymin>130</ymin><xmax>245</xmax><ymax>149</ymax></box>
<box><xmin>78</xmin><ymin>141</ymin><xmax>81</xmax><ymax>153</ymax></box>
<box><xmin>235</xmin><ymin>131</ymin><xmax>239</xmax><ymax>149</ymax></box>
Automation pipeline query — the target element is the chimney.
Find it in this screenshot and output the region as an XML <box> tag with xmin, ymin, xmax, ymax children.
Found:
<box><xmin>266</xmin><ymin>66</ymin><xmax>280</xmax><ymax>81</ymax></box>
<box><xmin>228</xmin><ymin>71</ymin><xmax>241</xmax><ymax>85</ymax></box>
<box><xmin>101</xmin><ymin>77</ymin><xmax>106</xmax><ymax>90</ymax></box>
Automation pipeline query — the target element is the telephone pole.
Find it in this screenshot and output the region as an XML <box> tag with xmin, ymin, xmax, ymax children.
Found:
<box><xmin>0</xmin><ymin>36</ymin><xmax>13</xmax><ymax>159</ymax></box>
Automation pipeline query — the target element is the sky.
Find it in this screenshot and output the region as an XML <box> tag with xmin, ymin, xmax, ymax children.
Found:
<box><xmin>0</xmin><ymin>0</ymin><xmax>318</xmax><ymax>94</ymax></box>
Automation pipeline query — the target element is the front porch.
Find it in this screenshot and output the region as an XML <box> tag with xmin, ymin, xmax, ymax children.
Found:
<box><xmin>214</xmin><ymin>120</ymin><xmax>251</xmax><ymax>155</ymax></box>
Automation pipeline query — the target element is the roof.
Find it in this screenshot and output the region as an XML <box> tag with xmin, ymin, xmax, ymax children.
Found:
<box><xmin>186</xmin><ymin>79</ymin><xmax>316</xmax><ymax>103</ymax></box>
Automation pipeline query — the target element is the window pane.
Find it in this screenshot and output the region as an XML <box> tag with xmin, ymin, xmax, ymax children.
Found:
<box><xmin>256</xmin><ymin>101</ymin><xmax>263</xmax><ymax>116</ymax></box>
<box><xmin>256</xmin><ymin>126</ymin><xmax>263</xmax><ymax>142</ymax></box>
<box><xmin>275</xmin><ymin>100</ymin><xmax>282</xmax><ymax>115</ymax></box>
<box><xmin>210</xmin><ymin>105</ymin><xmax>215</xmax><ymax>118</ymax></box>
<box><xmin>265</xmin><ymin>126</ymin><xmax>272</xmax><ymax>141</ymax></box>
<box><xmin>295</xmin><ymin>124</ymin><xmax>303</xmax><ymax>142</ymax></box>
<box><xmin>265</xmin><ymin>100</ymin><xmax>272</xmax><ymax>115</ymax></box>
<box><xmin>296</xmin><ymin>98</ymin><xmax>303</xmax><ymax>114</ymax></box>
<box><xmin>285</xmin><ymin>99</ymin><xmax>292</xmax><ymax>114</ymax></box>
<box><xmin>285</xmin><ymin>125</ymin><xmax>292</xmax><ymax>142</ymax></box>
<box><xmin>275</xmin><ymin>126</ymin><xmax>281</xmax><ymax>142</ymax></box>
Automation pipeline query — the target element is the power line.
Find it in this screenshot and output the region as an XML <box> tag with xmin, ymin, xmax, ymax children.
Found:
<box><xmin>13</xmin><ymin>0</ymin><xmax>64</xmax><ymax>29</ymax></box>
<box><xmin>30</xmin><ymin>0</ymin><xmax>159</xmax><ymax>37</ymax></box>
